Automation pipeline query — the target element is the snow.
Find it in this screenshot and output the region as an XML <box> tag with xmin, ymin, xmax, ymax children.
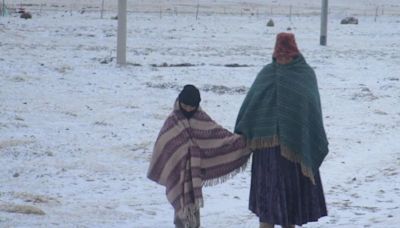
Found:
<box><xmin>1</xmin><ymin>1</ymin><xmax>400</xmax><ymax>228</ymax></box>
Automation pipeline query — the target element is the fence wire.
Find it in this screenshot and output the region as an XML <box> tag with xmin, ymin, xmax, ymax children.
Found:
<box><xmin>4</xmin><ymin>0</ymin><xmax>400</xmax><ymax>17</ymax></box>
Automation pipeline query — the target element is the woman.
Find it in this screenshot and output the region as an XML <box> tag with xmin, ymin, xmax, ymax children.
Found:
<box><xmin>235</xmin><ymin>33</ymin><xmax>329</xmax><ymax>228</ymax></box>
<box><xmin>148</xmin><ymin>84</ymin><xmax>251</xmax><ymax>228</ymax></box>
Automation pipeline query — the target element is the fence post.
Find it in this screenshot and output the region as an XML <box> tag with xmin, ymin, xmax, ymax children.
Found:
<box><xmin>100</xmin><ymin>0</ymin><xmax>105</xmax><ymax>19</ymax></box>
<box><xmin>2</xmin><ymin>0</ymin><xmax>6</xmax><ymax>16</ymax></box>
<box><xmin>117</xmin><ymin>0</ymin><xmax>127</xmax><ymax>65</ymax></box>
<box><xmin>195</xmin><ymin>1</ymin><xmax>199</xmax><ymax>20</ymax></box>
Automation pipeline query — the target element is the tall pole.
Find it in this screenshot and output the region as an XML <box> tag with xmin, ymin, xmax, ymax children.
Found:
<box><xmin>100</xmin><ymin>0</ymin><xmax>105</xmax><ymax>19</ymax></box>
<box><xmin>320</xmin><ymin>0</ymin><xmax>328</xmax><ymax>46</ymax></box>
<box><xmin>117</xmin><ymin>0</ymin><xmax>127</xmax><ymax>65</ymax></box>
<box><xmin>195</xmin><ymin>0</ymin><xmax>199</xmax><ymax>20</ymax></box>
<box><xmin>2</xmin><ymin>0</ymin><xmax>5</xmax><ymax>16</ymax></box>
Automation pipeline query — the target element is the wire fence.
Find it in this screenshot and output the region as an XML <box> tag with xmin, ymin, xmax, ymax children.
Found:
<box><xmin>3</xmin><ymin>0</ymin><xmax>400</xmax><ymax>18</ymax></box>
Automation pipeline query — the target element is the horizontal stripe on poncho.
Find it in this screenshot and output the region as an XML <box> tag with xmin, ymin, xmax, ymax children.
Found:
<box><xmin>148</xmin><ymin>101</ymin><xmax>251</xmax><ymax>228</ymax></box>
<box><xmin>235</xmin><ymin>55</ymin><xmax>329</xmax><ymax>183</ymax></box>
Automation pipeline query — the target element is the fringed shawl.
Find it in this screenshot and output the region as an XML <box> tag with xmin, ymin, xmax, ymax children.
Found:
<box><xmin>148</xmin><ymin>101</ymin><xmax>250</xmax><ymax>227</ymax></box>
<box><xmin>235</xmin><ymin>55</ymin><xmax>329</xmax><ymax>184</ymax></box>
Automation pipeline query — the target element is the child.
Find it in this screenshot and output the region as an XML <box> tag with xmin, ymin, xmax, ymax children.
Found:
<box><xmin>148</xmin><ymin>84</ymin><xmax>251</xmax><ymax>228</ymax></box>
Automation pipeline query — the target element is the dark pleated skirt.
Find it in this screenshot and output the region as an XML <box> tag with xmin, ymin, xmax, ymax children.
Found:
<box><xmin>249</xmin><ymin>146</ymin><xmax>327</xmax><ymax>226</ymax></box>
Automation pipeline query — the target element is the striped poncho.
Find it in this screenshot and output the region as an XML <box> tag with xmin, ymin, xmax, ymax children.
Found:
<box><xmin>235</xmin><ymin>55</ymin><xmax>329</xmax><ymax>183</ymax></box>
<box><xmin>148</xmin><ymin>101</ymin><xmax>251</xmax><ymax>227</ymax></box>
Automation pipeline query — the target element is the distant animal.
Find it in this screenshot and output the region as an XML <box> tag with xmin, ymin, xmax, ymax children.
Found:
<box><xmin>267</xmin><ymin>19</ymin><xmax>274</xmax><ymax>27</ymax></box>
<box><xmin>20</xmin><ymin>12</ymin><xmax>32</xmax><ymax>19</ymax></box>
<box><xmin>341</xmin><ymin>17</ymin><xmax>358</xmax><ymax>25</ymax></box>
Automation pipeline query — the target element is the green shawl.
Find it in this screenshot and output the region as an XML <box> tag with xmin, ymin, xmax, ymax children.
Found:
<box><xmin>235</xmin><ymin>55</ymin><xmax>328</xmax><ymax>183</ymax></box>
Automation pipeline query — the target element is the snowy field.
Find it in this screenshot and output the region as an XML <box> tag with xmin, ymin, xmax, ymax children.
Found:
<box><xmin>1</xmin><ymin>2</ymin><xmax>400</xmax><ymax>228</ymax></box>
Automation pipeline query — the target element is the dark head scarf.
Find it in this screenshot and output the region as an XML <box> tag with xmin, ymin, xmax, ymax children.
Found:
<box><xmin>273</xmin><ymin>32</ymin><xmax>300</xmax><ymax>62</ymax></box>
<box><xmin>178</xmin><ymin>84</ymin><xmax>201</xmax><ymax>119</ymax></box>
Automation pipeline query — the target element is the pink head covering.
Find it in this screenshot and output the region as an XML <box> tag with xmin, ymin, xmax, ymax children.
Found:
<box><xmin>272</xmin><ymin>33</ymin><xmax>300</xmax><ymax>62</ymax></box>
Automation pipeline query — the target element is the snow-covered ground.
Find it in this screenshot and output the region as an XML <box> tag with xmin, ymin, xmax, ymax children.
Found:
<box><xmin>1</xmin><ymin>3</ymin><xmax>400</xmax><ymax>228</ymax></box>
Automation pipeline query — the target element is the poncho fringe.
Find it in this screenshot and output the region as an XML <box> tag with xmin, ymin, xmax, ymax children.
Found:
<box><xmin>247</xmin><ymin>135</ymin><xmax>315</xmax><ymax>184</ymax></box>
<box><xmin>203</xmin><ymin>161</ymin><xmax>249</xmax><ymax>187</ymax></box>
